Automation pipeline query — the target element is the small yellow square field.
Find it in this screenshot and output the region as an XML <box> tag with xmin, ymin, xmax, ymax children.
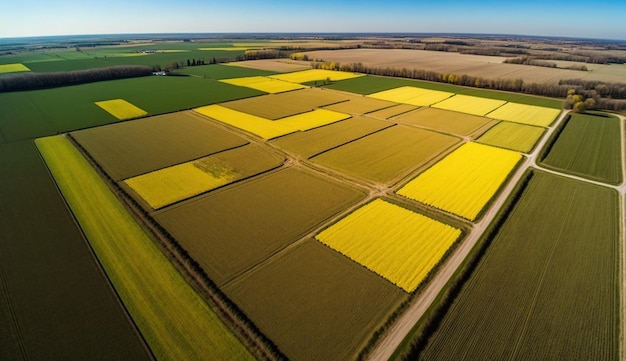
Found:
<box><xmin>432</xmin><ymin>95</ymin><xmax>507</xmax><ymax>116</ymax></box>
<box><xmin>485</xmin><ymin>102</ymin><xmax>561</xmax><ymax>127</ymax></box>
<box><xmin>194</xmin><ymin>105</ymin><xmax>349</xmax><ymax>139</ymax></box>
<box><xmin>316</xmin><ymin>199</ymin><xmax>461</xmax><ymax>292</ymax></box>
<box><xmin>368</xmin><ymin>86</ymin><xmax>454</xmax><ymax>106</ymax></box>
<box><xmin>0</xmin><ymin>63</ymin><xmax>30</xmax><ymax>74</ymax></box>
<box><xmin>397</xmin><ymin>142</ymin><xmax>522</xmax><ymax>221</ymax></box>
<box><xmin>95</xmin><ymin>99</ymin><xmax>147</xmax><ymax>120</ymax></box>
<box><xmin>125</xmin><ymin>161</ymin><xmax>239</xmax><ymax>209</ymax></box>
<box><xmin>220</xmin><ymin>76</ymin><xmax>305</xmax><ymax>93</ymax></box>
<box><xmin>477</xmin><ymin>121</ymin><xmax>545</xmax><ymax>153</ymax></box>
<box><xmin>269</xmin><ymin>69</ymin><xmax>364</xmax><ymax>83</ymax></box>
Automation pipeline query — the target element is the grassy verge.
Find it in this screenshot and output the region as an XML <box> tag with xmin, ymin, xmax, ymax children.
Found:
<box><xmin>35</xmin><ymin>135</ymin><xmax>255</xmax><ymax>361</ymax></box>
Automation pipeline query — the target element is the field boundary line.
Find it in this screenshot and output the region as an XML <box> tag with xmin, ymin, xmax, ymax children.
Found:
<box><xmin>0</xmin><ymin>261</ymin><xmax>29</xmax><ymax>361</ymax></box>
<box><xmin>38</xmin><ymin>135</ymin><xmax>157</xmax><ymax>361</ymax></box>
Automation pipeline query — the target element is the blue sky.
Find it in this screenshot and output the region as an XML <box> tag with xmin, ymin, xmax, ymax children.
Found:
<box><xmin>1</xmin><ymin>0</ymin><xmax>625</xmax><ymax>40</ymax></box>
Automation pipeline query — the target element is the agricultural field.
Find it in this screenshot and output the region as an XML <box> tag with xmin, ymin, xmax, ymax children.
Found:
<box><xmin>224</xmin><ymin>240</ymin><xmax>406</xmax><ymax>361</ymax></box>
<box><xmin>324</xmin><ymin>75</ymin><xmax>563</xmax><ymax>108</ymax></box>
<box><xmin>321</xmin><ymin>94</ymin><xmax>396</xmax><ymax>115</ymax></box>
<box><xmin>154</xmin><ymin>168</ymin><xmax>365</xmax><ymax>285</ymax></box>
<box><xmin>174</xmin><ymin>63</ymin><xmax>276</xmax><ymax>79</ymax></box>
<box><xmin>72</xmin><ymin>111</ymin><xmax>248</xmax><ymax>180</ymax></box>
<box><xmin>0</xmin><ymin>63</ymin><xmax>30</xmax><ymax>73</ymax></box>
<box><xmin>36</xmin><ymin>135</ymin><xmax>254</xmax><ymax>361</ymax></box>
<box><xmin>220</xmin><ymin>76</ymin><xmax>305</xmax><ymax>93</ymax></box>
<box><xmin>124</xmin><ymin>143</ymin><xmax>284</xmax><ymax>209</ymax></box>
<box><xmin>269</xmin><ymin>69</ymin><xmax>364</xmax><ymax>83</ymax></box>
<box><xmin>316</xmin><ymin>199</ymin><xmax>461</xmax><ymax>292</ymax></box>
<box><xmin>540</xmin><ymin>112</ymin><xmax>623</xmax><ymax>184</ymax></box>
<box><xmin>312</xmin><ymin>124</ymin><xmax>460</xmax><ymax>184</ymax></box>
<box><xmin>0</xmin><ymin>75</ymin><xmax>262</xmax><ymax>143</ymax></box>
<box><xmin>224</xmin><ymin>59</ymin><xmax>312</xmax><ymax>73</ymax></box>
<box><xmin>417</xmin><ymin>171</ymin><xmax>620</xmax><ymax>361</ymax></box>
<box><xmin>366</xmin><ymin>103</ymin><xmax>419</xmax><ymax>119</ymax></box>
<box><xmin>477</xmin><ymin>121</ymin><xmax>545</xmax><ymax>153</ymax></box>
<box><xmin>432</xmin><ymin>94</ymin><xmax>507</xmax><ymax>116</ymax></box>
<box><xmin>486</xmin><ymin>102</ymin><xmax>561</xmax><ymax>127</ymax></box>
<box><xmin>367</xmin><ymin>86</ymin><xmax>454</xmax><ymax>106</ymax></box>
<box><xmin>95</xmin><ymin>98</ymin><xmax>147</xmax><ymax>120</ymax></box>
<box><xmin>394</xmin><ymin>107</ymin><xmax>497</xmax><ymax>137</ymax></box>
<box><xmin>195</xmin><ymin>105</ymin><xmax>350</xmax><ymax>139</ymax></box>
<box><xmin>0</xmin><ymin>141</ymin><xmax>151</xmax><ymax>361</ymax></box>
<box><xmin>397</xmin><ymin>142</ymin><xmax>521</xmax><ymax>220</ymax></box>
<box><xmin>271</xmin><ymin>116</ymin><xmax>394</xmax><ymax>158</ymax></box>
<box><xmin>220</xmin><ymin>87</ymin><xmax>351</xmax><ymax>119</ymax></box>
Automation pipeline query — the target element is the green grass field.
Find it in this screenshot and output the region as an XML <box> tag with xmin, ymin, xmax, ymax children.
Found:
<box><xmin>155</xmin><ymin>168</ymin><xmax>365</xmax><ymax>285</ymax></box>
<box><xmin>312</xmin><ymin>125</ymin><xmax>460</xmax><ymax>184</ymax></box>
<box><xmin>175</xmin><ymin>64</ymin><xmax>276</xmax><ymax>79</ymax></box>
<box><xmin>36</xmin><ymin>135</ymin><xmax>254</xmax><ymax>361</ymax></box>
<box><xmin>271</xmin><ymin>116</ymin><xmax>394</xmax><ymax>158</ymax></box>
<box><xmin>224</xmin><ymin>240</ymin><xmax>407</xmax><ymax>361</ymax></box>
<box><xmin>540</xmin><ymin>112</ymin><xmax>623</xmax><ymax>184</ymax></box>
<box><xmin>72</xmin><ymin>111</ymin><xmax>248</xmax><ymax>180</ymax></box>
<box><xmin>418</xmin><ymin>171</ymin><xmax>620</xmax><ymax>360</ymax></box>
<box><xmin>325</xmin><ymin>75</ymin><xmax>563</xmax><ymax>108</ymax></box>
<box><xmin>0</xmin><ymin>75</ymin><xmax>262</xmax><ymax>143</ymax></box>
<box><xmin>0</xmin><ymin>141</ymin><xmax>151</xmax><ymax>361</ymax></box>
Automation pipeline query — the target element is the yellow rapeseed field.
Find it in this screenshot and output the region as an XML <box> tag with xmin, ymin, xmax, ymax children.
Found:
<box><xmin>477</xmin><ymin>121</ymin><xmax>545</xmax><ymax>153</ymax></box>
<box><xmin>368</xmin><ymin>86</ymin><xmax>454</xmax><ymax>106</ymax></box>
<box><xmin>220</xmin><ymin>76</ymin><xmax>305</xmax><ymax>93</ymax></box>
<box><xmin>432</xmin><ymin>95</ymin><xmax>507</xmax><ymax>116</ymax></box>
<box><xmin>195</xmin><ymin>105</ymin><xmax>349</xmax><ymax>139</ymax></box>
<box><xmin>316</xmin><ymin>199</ymin><xmax>461</xmax><ymax>292</ymax></box>
<box><xmin>269</xmin><ymin>69</ymin><xmax>363</xmax><ymax>83</ymax></box>
<box><xmin>485</xmin><ymin>102</ymin><xmax>561</xmax><ymax>127</ymax></box>
<box><xmin>0</xmin><ymin>63</ymin><xmax>30</xmax><ymax>73</ymax></box>
<box><xmin>397</xmin><ymin>142</ymin><xmax>521</xmax><ymax>220</ymax></box>
<box><xmin>95</xmin><ymin>99</ymin><xmax>148</xmax><ymax>120</ymax></box>
<box><xmin>125</xmin><ymin>161</ymin><xmax>238</xmax><ymax>209</ymax></box>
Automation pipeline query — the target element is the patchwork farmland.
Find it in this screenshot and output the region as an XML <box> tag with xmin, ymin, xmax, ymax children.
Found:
<box><xmin>2</xmin><ymin>53</ymin><xmax>622</xmax><ymax>361</ymax></box>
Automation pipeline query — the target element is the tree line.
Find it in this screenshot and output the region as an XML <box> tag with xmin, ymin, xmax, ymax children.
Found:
<box><xmin>310</xmin><ymin>61</ymin><xmax>626</xmax><ymax>111</ymax></box>
<box><xmin>0</xmin><ymin>65</ymin><xmax>152</xmax><ymax>92</ymax></box>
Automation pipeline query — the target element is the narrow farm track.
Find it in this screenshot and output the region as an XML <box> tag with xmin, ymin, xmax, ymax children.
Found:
<box><xmin>366</xmin><ymin>110</ymin><xmax>571</xmax><ymax>361</ymax></box>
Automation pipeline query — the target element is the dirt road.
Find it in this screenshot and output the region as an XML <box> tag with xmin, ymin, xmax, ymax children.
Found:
<box><xmin>366</xmin><ymin>110</ymin><xmax>572</xmax><ymax>361</ymax></box>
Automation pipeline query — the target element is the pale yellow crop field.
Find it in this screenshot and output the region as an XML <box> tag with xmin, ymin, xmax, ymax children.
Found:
<box><xmin>485</xmin><ymin>102</ymin><xmax>561</xmax><ymax>127</ymax></box>
<box><xmin>195</xmin><ymin>105</ymin><xmax>350</xmax><ymax>139</ymax></box>
<box><xmin>368</xmin><ymin>86</ymin><xmax>454</xmax><ymax>106</ymax></box>
<box><xmin>269</xmin><ymin>69</ymin><xmax>364</xmax><ymax>83</ymax></box>
<box><xmin>316</xmin><ymin>199</ymin><xmax>461</xmax><ymax>292</ymax></box>
<box><xmin>397</xmin><ymin>142</ymin><xmax>521</xmax><ymax>220</ymax></box>
<box><xmin>432</xmin><ymin>95</ymin><xmax>507</xmax><ymax>116</ymax></box>
<box><xmin>477</xmin><ymin>121</ymin><xmax>545</xmax><ymax>153</ymax></box>
<box><xmin>95</xmin><ymin>99</ymin><xmax>148</xmax><ymax>120</ymax></box>
<box><xmin>220</xmin><ymin>76</ymin><xmax>305</xmax><ymax>93</ymax></box>
<box><xmin>0</xmin><ymin>63</ymin><xmax>30</xmax><ymax>73</ymax></box>
<box><xmin>125</xmin><ymin>162</ymin><xmax>238</xmax><ymax>209</ymax></box>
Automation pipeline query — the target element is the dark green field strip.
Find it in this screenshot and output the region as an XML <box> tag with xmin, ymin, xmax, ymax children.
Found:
<box><xmin>419</xmin><ymin>171</ymin><xmax>619</xmax><ymax>361</ymax></box>
<box><xmin>325</xmin><ymin>75</ymin><xmax>563</xmax><ymax>108</ymax></box>
<box><xmin>72</xmin><ymin>111</ymin><xmax>248</xmax><ymax>181</ymax></box>
<box><xmin>24</xmin><ymin>50</ymin><xmax>245</xmax><ymax>72</ymax></box>
<box><xmin>0</xmin><ymin>141</ymin><xmax>151</xmax><ymax>361</ymax></box>
<box><xmin>540</xmin><ymin>112</ymin><xmax>622</xmax><ymax>184</ymax></box>
<box><xmin>154</xmin><ymin>168</ymin><xmax>365</xmax><ymax>286</ymax></box>
<box><xmin>0</xmin><ymin>76</ymin><xmax>262</xmax><ymax>144</ymax></box>
<box><xmin>271</xmin><ymin>116</ymin><xmax>394</xmax><ymax>158</ymax></box>
<box><xmin>224</xmin><ymin>240</ymin><xmax>407</xmax><ymax>361</ymax></box>
<box><xmin>312</xmin><ymin>124</ymin><xmax>460</xmax><ymax>184</ymax></box>
<box><xmin>174</xmin><ymin>64</ymin><xmax>276</xmax><ymax>79</ymax></box>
